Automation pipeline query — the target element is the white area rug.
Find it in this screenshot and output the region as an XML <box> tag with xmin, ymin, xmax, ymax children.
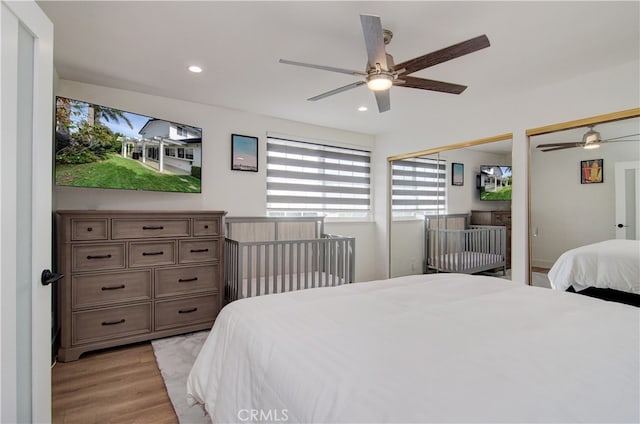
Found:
<box><xmin>151</xmin><ymin>331</ymin><xmax>210</xmax><ymax>424</ymax></box>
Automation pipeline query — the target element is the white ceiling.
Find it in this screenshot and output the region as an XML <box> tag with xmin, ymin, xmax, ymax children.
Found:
<box><xmin>38</xmin><ymin>1</ymin><xmax>639</xmax><ymax>137</ymax></box>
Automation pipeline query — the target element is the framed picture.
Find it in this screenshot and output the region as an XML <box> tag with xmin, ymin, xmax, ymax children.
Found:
<box><xmin>452</xmin><ymin>163</ymin><xmax>464</xmax><ymax>186</ymax></box>
<box><xmin>580</xmin><ymin>159</ymin><xmax>603</xmax><ymax>184</ymax></box>
<box><xmin>231</xmin><ymin>134</ymin><xmax>258</xmax><ymax>172</ymax></box>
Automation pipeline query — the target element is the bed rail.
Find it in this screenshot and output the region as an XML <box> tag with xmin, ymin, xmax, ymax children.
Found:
<box><xmin>424</xmin><ymin>224</ymin><xmax>506</xmax><ymax>275</ymax></box>
<box><xmin>225</xmin><ymin>234</ymin><xmax>355</xmax><ymax>301</ymax></box>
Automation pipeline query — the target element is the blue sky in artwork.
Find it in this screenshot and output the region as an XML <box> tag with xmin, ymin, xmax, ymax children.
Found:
<box><xmin>62</xmin><ymin>97</ymin><xmax>199</xmax><ymax>139</ymax></box>
<box><xmin>233</xmin><ymin>136</ymin><xmax>257</xmax><ymax>156</ymax></box>
<box><xmin>500</xmin><ymin>166</ymin><xmax>512</xmax><ymax>177</ymax></box>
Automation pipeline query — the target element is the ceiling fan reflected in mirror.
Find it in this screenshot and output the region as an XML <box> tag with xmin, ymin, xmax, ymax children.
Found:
<box><xmin>279</xmin><ymin>14</ymin><xmax>491</xmax><ymax>113</ymax></box>
<box><xmin>536</xmin><ymin>125</ymin><xmax>640</xmax><ymax>152</ymax></box>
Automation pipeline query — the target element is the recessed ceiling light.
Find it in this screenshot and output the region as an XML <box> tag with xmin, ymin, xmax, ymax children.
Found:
<box><xmin>188</xmin><ymin>65</ymin><xmax>202</xmax><ymax>73</ymax></box>
<box><xmin>358</xmin><ymin>106</ymin><xmax>368</xmax><ymax>112</ymax></box>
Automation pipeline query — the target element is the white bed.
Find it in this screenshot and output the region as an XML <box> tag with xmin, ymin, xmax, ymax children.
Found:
<box><xmin>187</xmin><ymin>273</ymin><xmax>639</xmax><ymax>423</ymax></box>
<box><xmin>548</xmin><ymin>239</ymin><xmax>640</xmax><ymax>294</ymax></box>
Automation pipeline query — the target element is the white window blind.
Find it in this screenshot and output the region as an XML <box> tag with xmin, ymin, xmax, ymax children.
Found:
<box><xmin>392</xmin><ymin>156</ymin><xmax>446</xmax><ymax>217</ymax></box>
<box><xmin>266</xmin><ymin>137</ymin><xmax>371</xmax><ymax>217</ymax></box>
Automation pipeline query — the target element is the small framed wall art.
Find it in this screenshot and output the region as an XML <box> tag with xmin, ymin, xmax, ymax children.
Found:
<box><xmin>452</xmin><ymin>162</ymin><xmax>464</xmax><ymax>186</ymax></box>
<box><xmin>580</xmin><ymin>159</ymin><xmax>603</xmax><ymax>184</ymax></box>
<box><xmin>231</xmin><ymin>134</ymin><xmax>258</xmax><ymax>172</ymax></box>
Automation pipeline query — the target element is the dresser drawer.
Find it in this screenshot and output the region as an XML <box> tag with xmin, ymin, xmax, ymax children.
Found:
<box><xmin>73</xmin><ymin>304</ymin><xmax>151</xmax><ymax>344</ymax></box>
<box><xmin>155</xmin><ymin>265</ymin><xmax>218</xmax><ymax>298</ymax></box>
<box><xmin>112</xmin><ymin>219</ymin><xmax>190</xmax><ymax>239</ymax></box>
<box><xmin>493</xmin><ymin>213</ymin><xmax>511</xmax><ymax>227</ymax></box>
<box><xmin>179</xmin><ymin>239</ymin><xmax>219</xmax><ymax>264</ymax></box>
<box><xmin>72</xmin><ymin>270</ymin><xmax>152</xmax><ymax>309</ymax></box>
<box><xmin>129</xmin><ymin>241</ymin><xmax>176</xmax><ymax>267</ymax></box>
<box><xmin>155</xmin><ymin>295</ymin><xmax>219</xmax><ymax>331</ymax></box>
<box><xmin>194</xmin><ymin>217</ymin><xmax>222</xmax><ymax>236</ymax></box>
<box><xmin>71</xmin><ymin>219</ymin><xmax>108</xmax><ymax>241</ymax></box>
<box><xmin>72</xmin><ymin>243</ymin><xmax>125</xmax><ymax>272</ymax></box>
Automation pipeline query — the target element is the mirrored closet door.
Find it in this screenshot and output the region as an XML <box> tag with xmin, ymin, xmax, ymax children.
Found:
<box><xmin>527</xmin><ymin>109</ymin><xmax>640</xmax><ymax>286</ymax></box>
<box><xmin>387</xmin><ymin>134</ymin><xmax>513</xmax><ymax>279</ymax></box>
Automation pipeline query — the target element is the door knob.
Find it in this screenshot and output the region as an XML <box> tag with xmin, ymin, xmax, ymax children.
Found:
<box><xmin>617</xmin><ymin>224</ymin><xmax>628</xmax><ymax>228</ymax></box>
<box><xmin>41</xmin><ymin>269</ymin><xmax>63</xmax><ymax>286</ymax></box>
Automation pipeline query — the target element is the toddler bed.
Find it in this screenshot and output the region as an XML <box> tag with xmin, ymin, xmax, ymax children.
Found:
<box><xmin>424</xmin><ymin>214</ymin><xmax>507</xmax><ymax>275</ymax></box>
<box><xmin>224</xmin><ymin>217</ymin><xmax>355</xmax><ymax>301</ymax></box>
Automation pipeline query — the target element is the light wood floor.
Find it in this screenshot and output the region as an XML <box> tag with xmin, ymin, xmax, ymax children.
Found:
<box><xmin>532</xmin><ymin>266</ymin><xmax>550</xmax><ymax>273</ymax></box>
<box><xmin>52</xmin><ymin>342</ymin><xmax>178</xmax><ymax>424</ymax></box>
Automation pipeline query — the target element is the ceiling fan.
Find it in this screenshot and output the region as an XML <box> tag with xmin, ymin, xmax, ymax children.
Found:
<box><xmin>279</xmin><ymin>14</ymin><xmax>490</xmax><ymax>113</ymax></box>
<box><xmin>536</xmin><ymin>126</ymin><xmax>640</xmax><ymax>152</ymax></box>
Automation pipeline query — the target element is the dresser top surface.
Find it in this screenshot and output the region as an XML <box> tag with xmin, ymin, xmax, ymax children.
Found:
<box><xmin>56</xmin><ymin>210</ymin><xmax>227</xmax><ymax>216</ymax></box>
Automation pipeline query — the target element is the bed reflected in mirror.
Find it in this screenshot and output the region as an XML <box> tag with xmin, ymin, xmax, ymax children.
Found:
<box><xmin>528</xmin><ymin>111</ymin><xmax>640</xmax><ymax>298</ymax></box>
<box><xmin>388</xmin><ymin>135</ymin><xmax>513</xmax><ymax>280</ymax></box>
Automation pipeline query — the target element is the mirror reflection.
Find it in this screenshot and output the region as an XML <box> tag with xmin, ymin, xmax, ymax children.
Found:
<box><xmin>529</xmin><ymin>115</ymin><xmax>640</xmax><ymax>291</ymax></box>
<box><xmin>389</xmin><ymin>137</ymin><xmax>513</xmax><ymax>280</ymax></box>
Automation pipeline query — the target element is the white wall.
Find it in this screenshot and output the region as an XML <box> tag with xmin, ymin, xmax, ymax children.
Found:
<box><xmin>440</xmin><ymin>148</ymin><xmax>512</xmax><ymax>214</ymax></box>
<box><xmin>530</xmin><ymin>141</ymin><xmax>639</xmax><ymax>268</ymax></box>
<box><xmin>54</xmin><ymin>79</ymin><xmax>378</xmax><ymax>282</ymax></box>
<box><xmin>375</xmin><ymin>59</ymin><xmax>640</xmax><ymax>284</ymax></box>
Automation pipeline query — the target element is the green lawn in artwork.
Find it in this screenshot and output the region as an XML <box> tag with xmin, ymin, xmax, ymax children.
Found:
<box><xmin>480</xmin><ymin>185</ymin><xmax>512</xmax><ymax>200</ymax></box>
<box><xmin>56</xmin><ymin>153</ymin><xmax>201</xmax><ymax>193</ymax></box>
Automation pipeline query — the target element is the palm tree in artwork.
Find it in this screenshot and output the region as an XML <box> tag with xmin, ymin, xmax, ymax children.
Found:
<box><xmin>88</xmin><ymin>104</ymin><xmax>134</xmax><ymax>129</ymax></box>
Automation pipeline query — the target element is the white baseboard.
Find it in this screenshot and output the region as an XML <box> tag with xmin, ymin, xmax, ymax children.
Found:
<box><xmin>532</xmin><ymin>259</ymin><xmax>555</xmax><ymax>269</ymax></box>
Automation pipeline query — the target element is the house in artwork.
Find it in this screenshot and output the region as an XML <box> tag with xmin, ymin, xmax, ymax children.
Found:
<box><xmin>480</xmin><ymin>166</ymin><xmax>510</xmax><ymax>192</ymax></box>
<box><xmin>121</xmin><ymin>118</ymin><xmax>202</xmax><ymax>175</ymax></box>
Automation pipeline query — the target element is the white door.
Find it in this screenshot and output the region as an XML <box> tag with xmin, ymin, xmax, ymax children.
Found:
<box><xmin>1</xmin><ymin>1</ymin><xmax>54</xmax><ymax>422</ymax></box>
<box><xmin>614</xmin><ymin>161</ymin><xmax>640</xmax><ymax>240</ymax></box>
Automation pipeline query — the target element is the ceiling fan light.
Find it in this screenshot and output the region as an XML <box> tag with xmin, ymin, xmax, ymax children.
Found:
<box><xmin>367</xmin><ymin>74</ymin><xmax>393</xmax><ymax>91</ymax></box>
<box><xmin>582</xmin><ymin>128</ymin><xmax>600</xmax><ymax>145</ymax></box>
<box><xmin>583</xmin><ymin>142</ymin><xmax>600</xmax><ymax>150</ymax></box>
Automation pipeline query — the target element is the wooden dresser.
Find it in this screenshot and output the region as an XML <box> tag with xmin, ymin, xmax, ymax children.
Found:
<box><xmin>55</xmin><ymin>210</ymin><xmax>226</xmax><ymax>362</ymax></box>
<box><xmin>470</xmin><ymin>210</ymin><xmax>512</xmax><ymax>268</ymax></box>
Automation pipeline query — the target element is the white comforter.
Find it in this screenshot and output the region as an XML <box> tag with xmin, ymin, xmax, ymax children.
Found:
<box><xmin>187</xmin><ymin>273</ymin><xmax>639</xmax><ymax>423</ymax></box>
<box><xmin>548</xmin><ymin>239</ymin><xmax>640</xmax><ymax>293</ymax></box>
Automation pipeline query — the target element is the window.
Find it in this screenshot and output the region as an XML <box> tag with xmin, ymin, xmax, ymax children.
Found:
<box><xmin>185</xmin><ymin>148</ymin><xmax>194</xmax><ymax>160</ymax></box>
<box><xmin>176</xmin><ymin>126</ymin><xmax>187</xmax><ymax>136</ymax></box>
<box><xmin>165</xmin><ymin>148</ymin><xmax>176</xmax><ymax>157</ymax></box>
<box><xmin>266</xmin><ymin>137</ymin><xmax>371</xmax><ymax>218</ymax></box>
<box><xmin>147</xmin><ymin>147</ymin><xmax>158</xmax><ymax>160</ymax></box>
<box><xmin>177</xmin><ymin>148</ymin><xmax>185</xmax><ymax>158</ymax></box>
<box><xmin>391</xmin><ymin>156</ymin><xmax>446</xmax><ymax>217</ymax></box>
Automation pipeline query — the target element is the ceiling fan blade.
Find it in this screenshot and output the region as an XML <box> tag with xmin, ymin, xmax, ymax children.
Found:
<box><xmin>601</xmin><ymin>133</ymin><xmax>640</xmax><ymax>142</ymax></box>
<box><xmin>393</xmin><ymin>34</ymin><xmax>490</xmax><ymax>76</ymax></box>
<box><xmin>536</xmin><ymin>142</ymin><xmax>581</xmax><ymax>148</ymax></box>
<box><xmin>538</xmin><ymin>144</ymin><xmax>583</xmax><ymax>152</ymax></box>
<box><xmin>307</xmin><ymin>81</ymin><xmax>366</xmax><ymax>101</ymax></box>
<box><xmin>360</xmin><ymin>14</ymin><xmax>388</xmax><ymax>70</ymax></box>
<box><xmin>279</xmin><ymin>59</ymin><xmax>366</xmax><ymax>77</ymax></box>
<box><xmin>600</xmin><ymin>139</ymin><xmax>640</xmax><ymax>144</ymax></box>
<box><xmin>395</xmin><ymin>76</ymin><xmax>467</xmax><ymax>94</ymax></box>
<box><xmin>374</xmin><ymin>90</ymin><xmax>391</xmax><ymax>113</ymax></box>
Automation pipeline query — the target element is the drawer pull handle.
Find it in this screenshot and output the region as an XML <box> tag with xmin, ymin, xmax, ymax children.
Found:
<box><xmin>102</xmin><ymin>319</ymin><xmax>125</xmax><ymax>326</ymax></box>
<box><xmin>87</xmin><ymin>227</ymin><xmax>93</xmax><ymax>232</ymax></box>
<box><xmin>204</xmin><ymin>225</ymin><xmax>209</xmax><ymax>229</ymax></box>
<box><xmin>178</xmin><ymin>307</ymin><xmax>198</xmax><ymax>314</ymax></box>
<box><xmin>178</xmin><ymin>277</ymin><xmax>198</xmax><ymax>283</ymax></box>
<box><xmin>142</xmin><ymin>251</ymin><xmax>164</xmax><ymax>256</ymax></box>
<box><xmin>101</xmin><ymin>284</ymin><xmax>125</xmax><ymax>291</ymax></box>
<box><xmin>190</xmin><ymin>248</ymin><xmax>209</xmax><ymax>253</ymax></box>
<box><xmin>87</xmin><ymin>254</ymin><xmax>112</xmax><ymax>260</ymax></box>
<box><xmin>142</xmin><ymin>225</ymin><xmax>164</xmax><ymax>230</ymax></box>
